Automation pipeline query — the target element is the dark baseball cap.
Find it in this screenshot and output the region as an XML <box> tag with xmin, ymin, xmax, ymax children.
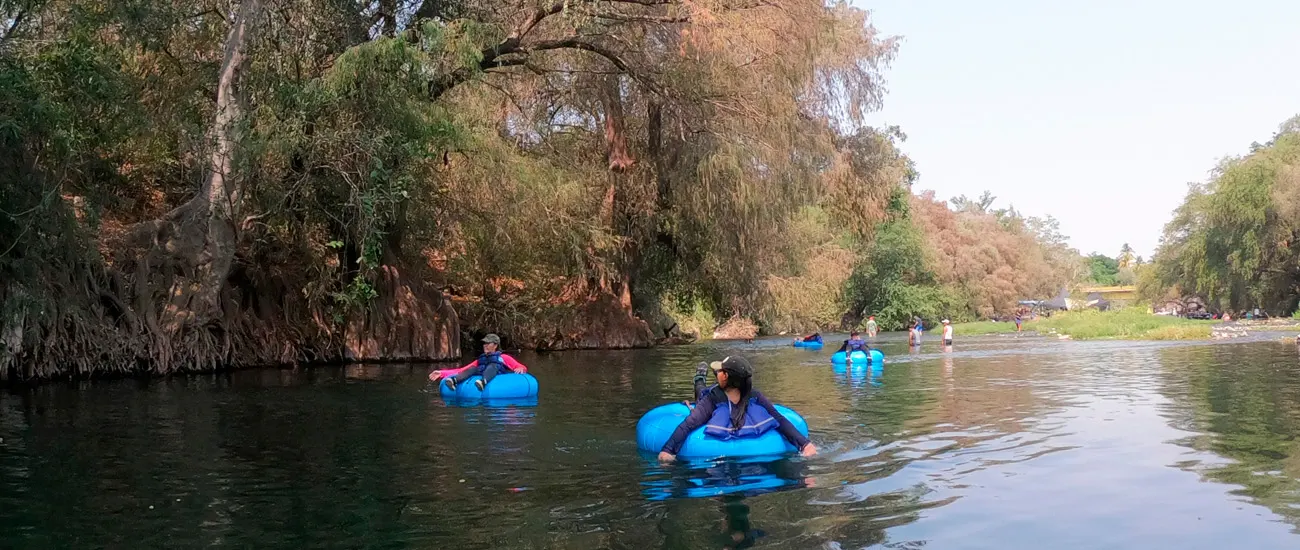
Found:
<box><xmin>709</xmin><ymin>355</ymin><xmax>753</xmax><ymax>377</ymax></box>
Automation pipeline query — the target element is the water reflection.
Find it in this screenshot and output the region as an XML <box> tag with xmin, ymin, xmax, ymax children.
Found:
<box><xmin>440</xmin><ymin>397</ymin><xmax>540</xmax><ymax>412</ymax></box>
<box><xmin>1156</xmin><ymin>343</ymin><xmax>1300</xmax><ymax>531</ymax></box>
<box><xmin>832</xmin><ymin>363</ymin><xmax>883</xmax><ymax>388</ymax></box>
<box><xmin>3</xmin><ymin>339</ymin><xmax>1300</xmax><ymax>548</ymax></box>
<box><xmin>641</xmin><ymin>456</ymin><xmax>813</xmax><ymax>501</ymax></box>
<box><xmin>642</xmin><ymin>457</ymin><xmax>810</xmax><ymax>549</ymax></box>
<box><xmin>717</xmin><ymin>496</ymin><xmax>765</xmax><ymax>550</ymax></box>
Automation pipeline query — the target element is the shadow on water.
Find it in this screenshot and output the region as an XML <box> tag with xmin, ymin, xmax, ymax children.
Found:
<box><xmin>3</xmin><ymin>336</ymin><xmax>1300</xmax><ymax>548</ymax></box>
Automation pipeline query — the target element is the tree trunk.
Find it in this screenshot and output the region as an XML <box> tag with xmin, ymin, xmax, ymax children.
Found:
<box><xmin>600</xmin><ymin>75</ymin><xmax>634</xmax><ymax>172</ymax></box>
<box><xmin>648</xmin><ymin>100</ymin><xmax>670</xmax><ymax>210</ymax></box>
<box><xmin>160</xmin><ymin>0</ymin><xmax>260</xmax><ymax>336</ymax></box>
<box><xmin>0</xmin><ymin>286</ymin><xmax>23</xmax><ymax>381</ymax></box>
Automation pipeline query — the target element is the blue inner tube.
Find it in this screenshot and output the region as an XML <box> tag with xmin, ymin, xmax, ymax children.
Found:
<box><xmin>792</xmin><ymin>340</ymin><xmax>823</xmax><ymax>348</ymax></box>
<box><xmin>439</xmin><ymin>372</ymin><xmax>539</xmax><ymax>400</ymax></box>
<box><xmin>635</xmin><ymin>403</ymin><xmax>809</xmax><ymax>459</ymax></box>
<box><xmin>830</xmin><ymin>349</ymin><xmax>884</xmax><ymax>366</ymax></box>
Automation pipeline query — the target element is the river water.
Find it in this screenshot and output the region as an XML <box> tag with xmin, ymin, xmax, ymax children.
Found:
<box><xmin>3</xmin><ymin>334</ymin><xmax>1300</xmax><ymax>549</ymax></box>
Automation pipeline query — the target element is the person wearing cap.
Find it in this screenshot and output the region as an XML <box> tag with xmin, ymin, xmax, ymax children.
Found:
<box><xmin>941</xmin><ymin>319</ymin><xmax>953</xmax><ymax>346</ymax></box>
<box><xmin>658</xmin><ymin>356</ymin><xmax>817</xmax><ymax>462</ymax></box>
<box><xmin>429</xmin><ymin>333</ymin><xmax>528</xmax><ymax>391</ymax></box>
<box><xmin>865</xmin><ymin>316</ymin><xmax>878</xmax><ymax>338</ymax></box>
<box><xmin>909</xmin><ymin>317</ymin><xmax>923</xmax><ymax>346</ymax></box>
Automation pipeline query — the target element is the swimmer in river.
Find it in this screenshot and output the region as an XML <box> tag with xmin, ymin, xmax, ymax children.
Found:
<box><xmin>658</xmin><ymin>356</ymin><xmax>816</xmax><ymax>462</ymax></box>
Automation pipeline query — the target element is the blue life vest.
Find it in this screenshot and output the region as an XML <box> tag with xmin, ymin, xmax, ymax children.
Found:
<box><xmin>478</xmin><ymin>351</ymin><xmax>507</xmax><ymax>370</ymax></box>
<box><xmin>847</xmin><ymin>338</ymin><xmax>867</xmax><ymax>351</ymax></box>
<box><xmin>703</xmin><ymin>388</ymin><xmax>778</xmax><ymax>440</ymax></box>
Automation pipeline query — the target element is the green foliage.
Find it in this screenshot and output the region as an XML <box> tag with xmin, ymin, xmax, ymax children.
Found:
<box><xmin>1149</xmin><ymin>117</ymin><xmax>1300</xmax><ymax>314</ymax></box>
<box><xmin>1033</xmin><ymin>308</ymin><xmax>1214</xmax><ymax>340</ymax></box>
<box><xmin>0</xmin><ymin>0</ymin><xmax>1091</xmax><ymax>376</ymax></box>
<box><xmin>1086</xmin><ymin>253</ymin><xmax>1120</xmax><ymax>286</ymax></box>
<box><xmin>658</xmin><ymin>293</ymin><xmax>717</xmax><ymax>340</ymax></box>
<box><xmin>1117</xmin><ymin>243</ymin><xmax>1137</xmax><ymax>269</ymax></box>
<box><xmin>951</xmin><ymin>320</ymin><xmax>1020</xmax><ymax>335</ymax></box>
<box><xmin>842</xmin><ymin>212</ymin><xmax>962</xmax><ymax>331</ymax></box>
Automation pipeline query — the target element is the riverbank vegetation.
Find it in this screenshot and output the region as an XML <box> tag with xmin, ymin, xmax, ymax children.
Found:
<box><xmin>1</xmin><ymin>0</ymin><xmax>1084</xmax><ymax>380</ymax></box>
<box><xmin>1142</xmin><ymin>116</ymin><xmax>1300</xmax><ymax>316</ymax></box>
<box><xmin>1033</xmin><ymin>309</ymin><xmax>1214</xmax><ymax>340</ymax></box>
<box><xmin>956</xmin><ymin>309</ymin><xmax>1215</xmax><ymax>340</ymax></box>
<box><xmin>951</xmin><ymin>320</ymin><xmax>1021</xmax><ymax>336</ymax></box>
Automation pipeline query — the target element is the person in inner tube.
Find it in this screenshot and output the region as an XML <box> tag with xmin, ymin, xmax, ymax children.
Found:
<box><xmin>658</xmin><ymin>356</ymin><xmax>817</xmax><ymax>462</ymax></box>
<box><xmin>834</xmin><ymin>331</ymin><xmax>874</xmax><ymax>365</ymax></box>
<box><xmin>796</xmin><ymin>332</ymin><xmax>822</xmax><ymax>344</ymax></box>
<box><xmin>430</xmin><ymin>333</ymin><xmax>528</xmax><ymax>392</ymax></box>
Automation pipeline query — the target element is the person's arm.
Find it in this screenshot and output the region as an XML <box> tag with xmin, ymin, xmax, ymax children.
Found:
<box><xmin>429</xmin><ymin>360</ymin><xmax>478</xmax><ymax>381</ymax></box>
<box><xmin>501</xmin><ymin>354</ymin><xmax>528</xmax><ymax>373</ymax></box>
<box><xmin>753</xmin><ymin>391</ymin><xmax>812</xmax><ymax>453</ymax></box>
<box><xmin>836</xmin><ymin>341</ymin><xmax>848</xmax><ymax>353</ymax></box>
<box><xmin>660</xmin><ymin>394</ymin><xmax>717</xmax><ymax>459</ymax></box>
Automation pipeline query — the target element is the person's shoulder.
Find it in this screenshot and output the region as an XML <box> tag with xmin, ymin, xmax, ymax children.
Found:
<box><xmin>703</xmin><ymin>386</ymin><xmax>726</xmax><ymax>402</ymax></box>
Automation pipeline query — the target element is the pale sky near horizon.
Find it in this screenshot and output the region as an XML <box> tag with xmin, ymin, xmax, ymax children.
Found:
<box><xmin>854</xmin><ymin>0</ymin><xmax>1300</xmax><ymax>258</ymax></box>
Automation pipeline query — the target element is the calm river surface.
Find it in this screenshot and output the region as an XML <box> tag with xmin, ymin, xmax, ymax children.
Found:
<box><xmin>4</xmin><ymin>334</ymin><xmax>1300</xmax><ymax>549</ymax></box>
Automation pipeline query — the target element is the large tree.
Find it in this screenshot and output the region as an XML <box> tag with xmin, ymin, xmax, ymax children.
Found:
<box><xmin>1146</xmin><ymin>116</ymin><xmax>1300</xmax><ymax>314</ymax></box>
<box><xmin>0</xmin><ymin>0</ymin><xmax>901</xmax><ymax>379</ymax></box>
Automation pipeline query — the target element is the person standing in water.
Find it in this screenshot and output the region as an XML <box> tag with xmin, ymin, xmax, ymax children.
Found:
<box><xmin>865</xmin><ymin>316</ymin><xmax>878</xmax><ymax>338</ymax></box>
<box><xmin>941</xmin><ymin>319</ymin><xmax>953</xmax><ymax>346</ymax></box>
<box><xmin>909</xmin><ymin>317</ymin><xmax>923</xmax><ymax>346</ymax></box>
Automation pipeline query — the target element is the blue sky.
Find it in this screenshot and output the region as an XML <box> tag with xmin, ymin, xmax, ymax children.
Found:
<box><xmin>855</xmin><ymin>0</ymin><xmax>1300</xmax><ymax>258</ymax></box>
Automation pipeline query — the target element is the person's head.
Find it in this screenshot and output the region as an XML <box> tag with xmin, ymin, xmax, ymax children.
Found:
<box><xmin>942</xmin><ymin>319</ymin><xmax>950</xmax><ymax>325</ymax></box>
<box><xmin>710</xmin><ymin>355</ymin><xmax>753</xmax><ymax>392</ymax></box>
<box><xmin>482</xmin><ymin>333</ymin><xmax>501</xmax><ymax>352</ymax></box>
<box><xmin>868</xmin><ymin>316</ymin><xmax>875</xmax><ymax>321</ymax></box>
<box><xmin>850</xmin><ymin>331</ymin><xmax>860</xmax><ymax>338</ymax></box>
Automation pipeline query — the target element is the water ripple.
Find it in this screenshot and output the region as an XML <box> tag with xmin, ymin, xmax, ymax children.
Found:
<box><xmin>2</xmin><ymin>337</ymin><xmax>1300</xmax><ymax>548</ymax></box>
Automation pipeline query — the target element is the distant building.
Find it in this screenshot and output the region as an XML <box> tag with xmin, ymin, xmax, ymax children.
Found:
<box><xmin>1077</xmin><ymin>285</ymin><xmax>1136</xmax><ymax>309</ymax></box>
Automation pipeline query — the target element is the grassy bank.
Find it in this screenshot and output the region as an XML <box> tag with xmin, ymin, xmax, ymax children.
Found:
<box><xmin>954</xmin><ymin>309</ymin><xmax>1216</xmax><ymax>340</ymax></box>
<box><xmin>951</xmin><ymin>320</ymin><xmax>1022</xmax><ymax>336</ymax></box>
